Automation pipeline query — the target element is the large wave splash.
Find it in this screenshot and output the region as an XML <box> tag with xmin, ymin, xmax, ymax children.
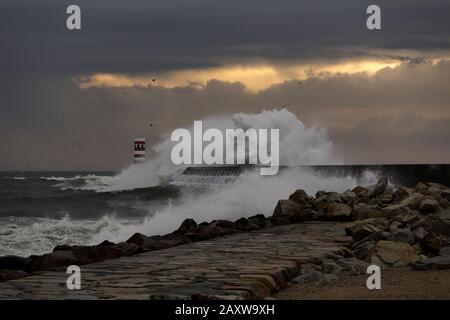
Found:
<box><xmin>86</xmin><ymin>108</ymin><xmax>378</xmax><ymax>243</ymax></box>
<box><xmin>93</xmin><ymin>108</ymin><xmax>337</xmax><ymax>192</ymax></box>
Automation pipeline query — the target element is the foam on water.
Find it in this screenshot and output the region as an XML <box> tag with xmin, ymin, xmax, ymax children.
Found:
<box><xmin>1</xmin><ymin>109</ymin><xmax>384</xmax><ymax>256</ymax></box>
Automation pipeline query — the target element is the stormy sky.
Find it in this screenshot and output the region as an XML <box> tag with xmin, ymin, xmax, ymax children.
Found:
<box><xmin>1</xmin><ymin>0</ymin><xmax>450</xmax><ymax>170</ymax></box>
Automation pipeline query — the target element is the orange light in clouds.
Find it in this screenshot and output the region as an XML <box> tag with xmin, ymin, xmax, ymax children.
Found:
<box><xmin>76</xmin><ymin>59</ymin><xmax>403</xmax><ymax>92</ymax></box>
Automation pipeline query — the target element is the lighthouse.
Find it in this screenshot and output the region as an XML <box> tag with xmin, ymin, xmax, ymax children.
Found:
<box><xmin>134</xmin><ymin>138</ymin><xmax>146</xmax><ymax>163</ymax></box>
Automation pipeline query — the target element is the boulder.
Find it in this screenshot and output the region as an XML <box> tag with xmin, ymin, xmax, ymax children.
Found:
<box><xmin>418</xmin><ymin>198</ymin><xmax>439</xmax><ymax>214</ymax></box>
<box><xmin>71</xmin><ymin>245</ymin><xmax>124</xmax><ymax>261</ymax></box>
<box><xmin>0</xmin><ymin>255</ymin><xmax>32</xmax><ymax>271</ymax></box>
<box><xmin>212</xmin><ymin>220</ymin><xmax>238</xmax><ymax>230</ymax></box>
<box><xmin>269</xmin><ymin>216</ymin><xmax>291</xmax><ymax>226</ymax></box>
<box><xmin>352</xmin><ymin>241</ymin><xmax>375</xmax><ymax>260</ymax></box>
<box><xmin>0</xmin><ymin>269</ymin><xmax>27</xmax><ymax>282</ymax></box>
<box><xmin>292</xmin><ymin>270</ymin><xmax>338</xmax><ymax>284</ymax></box>
<box><xmin>273</xmin><ymin>199</ymin><xmax>303</xmax><ymax>217</ymax></box>
<box><xmin>184</xmin><ymin>222</ymin><xmax>236</xmax><ymax>241</ymax></box>
<box><xmin>389</xmin><ymin>221</ymin><xmax>403</xmax><ymax>232</ymax></box>
<box><xmin>411</xmin><ymin>255</ymin><xmax>450</xmax><ymax>270</ymax></box>
<box><xmin>352</xmin><ymin>186</ymin><xmax>369</xmax><ymax>200</ymax></box>
<box><xmin>342</xmin><ymin>191</ymin><xmax>358</xmax><ymax>204</ymax></box>
<box><xmin>428</xmin><ymin>209</ymin><xmax>450</xmax><ymax>237</ymax></box>
<box><xmin>352</xmin><ymin>203</ymin><xmax>386</xmax><ymax>220</ymax></box>
<box><xmin>176</xmin><ymin>218</ymin><xmax>197</xmax><ymax>234</ymax></box>
<box><xmin>394</xmin><ymin>186</ymin><xmax>414</xmax><ymax>202</ymax></box>
<box><xmin>387</xmin><ymin>228</ymin><xmax>415</xmax><ymax>245</ymax></box>
<box><xmin>97</xmin><ymin>240</ymin><xmax>115</xmax><ymax>247</ymax></box>
<box><xmin>336</xmin><ymin>258</ymin><xmax>369</xmax><ymax>275</ymax></box>
<box><xmin>441</xmin><ymin>190</ymin><xmax>450</xmax><ymax>201</ymax></box>
<box><xmin>321</xmin><ymin>262</ymin><xmax>342</xmax><ymax>275</ymax></box>
<box><xmin>439</xmin><ymin>247</ymin><xmax>450</xmax><ymax>256</ymax></box>
<box><xmin>126</xmin><ymin>233</ymin><xmax>156</xmax><ymax>251</ymax></box>
<box><xmin>114</xmin><ymin>242</ymin><xmax>141</xmax><ymax>256</ymax></box>
<box><xmin>368</xmin><ymin>177</ymin><xmax>388</xmax><ymax>198</ymax></box>
<box><xmin>289</xmin><ymin>209</ymin><xmax>315</xmax><ymax>223</ymax></box>
<box><xmin>326</xmin><ymin>203</ymin><xmax>352</xmax><ymax>220</ymax></box>
<box><xmin>412</xmin><ymin>227</ymin><xmax>428</xmax><ymax>242</ymax></box>
<box><xmin>345</xmin><ymin>218</ymin><xmax>389</xmax><ymax>241</ymax></box>
<box><xmin>247</xmin><ymin>214</ymin><xmax>267</xmax><ymax>228</ymax></box>
<box><xmin>28</xmin><ymin>250</ymin><xmax>82</xmax><ymax>272</ymax></box>
<box><xmin>288</xmin><ymin>189</ymin><xmax>311</xmax><ymax>205</ymax></box>
<box><xmin>376</xmin><ymin>192</ymin><xmax>394</xmax><ymax>205</ymax></box>
<box><xmin>420</xmin><ymin>232</ymin><xmax>444</xmax><ymax>253</ymax></box>
<box><xmin>384</xmin><ymin>193</ymin><xmax>424</xmax><ymax>212</ymax></box>
<box><xmin>367</xmin><ymin>240</ymin><xmax>420</xmax><ymax>266</ymax></box>
<box><xmin>147</xmin><ymin>234</ymin><xmax>189</xmax><ymax>250</ymax></box>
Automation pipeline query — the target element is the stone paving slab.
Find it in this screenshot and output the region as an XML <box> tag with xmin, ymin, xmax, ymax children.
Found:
<box><xmin>0</xmin><ymin>222</ymin><xmax>351</xmax><ymax>300</ymax></box>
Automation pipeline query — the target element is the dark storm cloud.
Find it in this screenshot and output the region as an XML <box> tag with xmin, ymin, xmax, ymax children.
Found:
<box><xmin>1</xmin><ymin>60</ymin><xmax>450</xmax><ymax>170</ymax></box>
<box><xmin>1</xmin><ymin>0</ymin><xmax>450</xmax><ymax>170</ymax></box>
<box><xmin>1</xmin><ymin>0</ymin><xmax>450</xmax><ymax>75</ymax></box>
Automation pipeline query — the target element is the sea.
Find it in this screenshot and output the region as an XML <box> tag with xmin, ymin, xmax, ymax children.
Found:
<box><xmin>1</xmin><ymin>165</ymin><xmax>449</xmax><ymax>257</ymax></box>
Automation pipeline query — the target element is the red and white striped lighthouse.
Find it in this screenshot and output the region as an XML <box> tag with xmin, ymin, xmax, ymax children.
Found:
<box><xmin>134</xmin><ymin>138</ymin><xmax>146</xmax><ymax>163</ymax></box>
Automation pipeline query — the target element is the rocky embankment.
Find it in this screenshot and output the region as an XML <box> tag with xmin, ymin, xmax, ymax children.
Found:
<box><xmin>1</xmin><ymin>177</ymin><xmax>450</xmax><ymax>283</ymax></box>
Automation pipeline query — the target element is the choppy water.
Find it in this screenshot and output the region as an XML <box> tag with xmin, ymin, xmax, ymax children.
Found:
<box><xmin>1</xmin><ymin>165</ymin><xmax>449</xmax><ymax>257</ymax></box>
<box><xmin>0</xmin><ymin>171</ymin><xmax>183</xmax><ymax>256</ymax></box>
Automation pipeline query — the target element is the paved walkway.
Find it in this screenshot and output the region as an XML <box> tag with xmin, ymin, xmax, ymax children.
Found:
<box><xmin>0</xmin><ymin>222</ymin><xmax>351</xmax><ymax>299</ymax></box>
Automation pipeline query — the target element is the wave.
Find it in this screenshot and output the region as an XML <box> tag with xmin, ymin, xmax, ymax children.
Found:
<box><xmin>0</xmin><ymin>215</ymin><xmax>143</xmax><ymax>257</ymax></box>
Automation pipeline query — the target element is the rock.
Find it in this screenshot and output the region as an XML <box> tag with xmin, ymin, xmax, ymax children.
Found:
<box><xmin>28</xmin><ymin>250</ymin><xmax>82</xmax><ymax>272</ymax></box>
<box><xmin>352</xmin><ymin>186</ymin><xmax>369</xmax><ymax>199</ymax></box>
<box><xmin>394</xmin><ymin>186</ymin><xmax>414</xmax><ymax>202</ymax></box>
<box><xmin>234</xmin><ymin>217</ymin><xmax>253</xmax><ymax>231</ymax></box>
<box><xmin>420</xmin><ymin>232</ymin><xmax>444</xmax><ymax>253</ymax></box>
<box><xmin>292</xmin><ymin>270</ymin><xmax>338</xmax><ymax>284</ymax></box>
<box><xmin>70</xmin><ymin>245</ymin><xmax>124</xmax><ymax>261</ymax></box>
<box><xmin>376</xmin><ymin>192</ymin><xmax>394</xmax><ymax>205</ymax></box>
<box><xmin>428</xmin><ymin>209</ymin><xmax>450</xmax><ymax>237</ymax></box>
<box><xmin>352</xmin><ymin>241</ymin><xmax>375</xmax><ymax>260</ymax></box>
<box><xmin>439</xmin><ymin>199</ymin><xmax>450</xmax><ymax>210</ymax></box>
<box><xmin>368</xmin><ymin>177</ymin><xmax>388</xmax><ymax>198</ymax></box>
<box><xmin>126</xmin><ymin>233</ymin><xmax>156</xmax><ymax>251</ymax></box>
<box><xmin>269</xmin><ymin>216</ymin><xmax>291</xmax><ymax>226</ymax></box>
<box><xmin>176</xmin><ymin>218</ymin><xmax>197</xmax><ymax>234</ymax></box>
<box><xmin>389</xmin><ymin>221</ymin><xmax>403</xmax><ymax>232</ymax></box>
<box><xmin>418</xmin><ymin>198</ymin><xmax>439</xmax><ymax>214</ymax></box>
<box><xmin>185</xmin><ymin>222</ymin><xmax>236</xmax><ymax>241</ymax></box>
<box><xmin>247</xmin><ymin>214</ymin><xmax>267</xmax><ymax>228</ymax></box>
<box><xmin>387</xmin><ymin>228</ymin><xmax>415</xmax><ymax>245</ymax></box>
<box><xmin>441</xmin><ymin>190</ymin><xmax>450</xmax><ymax>201</ymax></box>
<box><xmin>212</xmin><ymin>220</ymin><xmax>238</xmax><ymax>230</ymax></box>
<box><xmin>289</xmin><ymin>209</ymin><xmax>315</xmax><ymax>223</ymax></box>
<box><xmin>288</xmin><ymin>189</ymin><xmax>311</xmax><ymax>205</ymax></box>
<box><xmin>326</xmin><ymin>203</ymin><xmax>352</xmax><ymax>220</ymax></box>
<box><xmin>342</xmin><ymin>191</ymin><xmax>358</xmax><ymax>204</ymax></box>
<box><xmin>439</xmin><ymin>247</ymin><xmax>450</xmax><ymax>256</ymax></box>
<box><xmin>114</xmin><ymin>242</ymin><xmax>142</xmax><ymax>256</ymax></box>
<box><xmin>273</xmin><ymin>199</ymin><xmax>303</xmax><ymax>217</ymax></box>
<box><xmin>345</xmin><ymin>218</ymin><xmax>389</xmax><ymax>241</ymax></box>
<box><xmin>321</xmin><ymin>262</ymin><xmax>342</xmax><ymax>275</ymax></box>
<box><xmin>411</xmin><ymin>255</ymin><xmax>450</xmax><ymax>270</ymax></box>
<box><xmin>412</xmin><ymin>227</ymin><xmax>428</xmax><ymax>242</ymax></box>
<box><xmin>336</xmin><ymin>258</ymin><xmax>369</xmax><ymax>275</ymax></box>
<box><xmin>0</xmin><ymin>255</ymin><xmax>32</xmax><ymax>271</ymax></box>
<box><xmin>367</xmin><ymin>240</ymin><xmax>420</xmax><ymax>266</ymax></box>
<box><xmin>384</xmin><ymin>193</ymin><xmax>424</xmax><ymax>212</ymax></box>
<box><xmin>352</xmin><ymin>203</ymin><xmax>386</xmax><ymax>220</ymax></box>
<box><xmin>147</xmin><ymin>234</ymin><xmax>190</xmax><ymax>250</ymax></box>
<box><xmin>0</xmin><ymin>269</ymin><xmax>27</xmax><ymax>282</ymax></box>
<box><xmin>97</xmin><ymin>240</ymin><xmax>115</xmax><ymax>247</ymax></box>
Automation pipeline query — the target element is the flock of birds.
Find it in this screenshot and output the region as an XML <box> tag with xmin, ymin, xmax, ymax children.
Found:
<box><xmin>8</xmin><ymin>72</ymin><xmax>310</xmax><ymax>170</ymax></box>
